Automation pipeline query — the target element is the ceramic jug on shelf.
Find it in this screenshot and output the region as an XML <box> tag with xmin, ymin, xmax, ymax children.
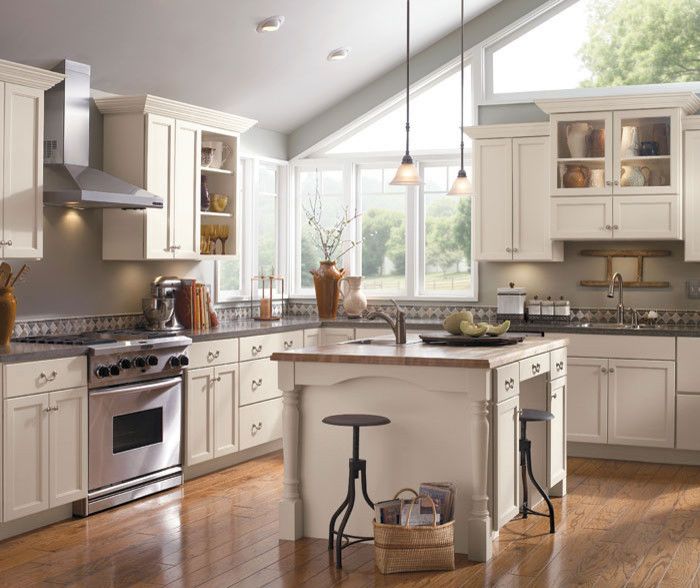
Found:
<box><xmin>620</xmin><ymin>165</ymin><xmax>650</xmax><ymax>187</ymax></box>
<box><xmin>620</xmin><ymin>126</ymin><xmax>640</xmax><ymax>158</ymax></box>
<box><xmin>589</xmin><ymin>168</ymin><xmax>606</xmax><ymax>188</ymax></box>
<box><xmin>339</xmin><ymin>276</ymin><xmax>367</xmax><ymax>318</ymax></box>
<box><xmin>566</xmin><ymin>122</ymin><xmax>592</xmax><ymax>158</ymax></box>
<box><xmin>562</xmin><ymin>164</ymin><xmax>590</xmax><ymax>188</ymax></box>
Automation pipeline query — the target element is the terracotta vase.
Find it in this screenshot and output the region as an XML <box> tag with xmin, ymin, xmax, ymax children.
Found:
<box><xmin>0</xmin><ymin>287</ymin><xmax>16</xmax><ymax>347</ymax></box>
<box><xmin>590</xmin><ymin>128</ymin><xmax>606</xmax><ymax>157</ymax></box>
<box><xmin>563</xmin><ymin>165</ymin><xmax>590</xmax><ymax>188</ymax></box>
<box><xmin>310</xmin><ymin>261</ymin><xmax>345</xmax><ymax>319</ymax></box>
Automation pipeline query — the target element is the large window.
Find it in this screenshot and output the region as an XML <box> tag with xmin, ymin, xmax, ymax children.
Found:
<box><xmin>486</xmin><ymin>0</ymin><xmax>700</xmax><ymax>100</ymax></box>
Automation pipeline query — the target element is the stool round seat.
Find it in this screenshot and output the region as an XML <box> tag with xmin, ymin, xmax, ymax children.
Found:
<box><xmin>520</xmin><ymin>408</ymin><xmax>554</xmax><ymax>423</ymax></box>
<box><xmin>322</xmin><ymin>414</ymin><xmax>391</xmax><ymax>427</ymax></box>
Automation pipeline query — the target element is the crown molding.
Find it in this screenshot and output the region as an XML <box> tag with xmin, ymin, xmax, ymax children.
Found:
<box><xmin>536</xmin><ymin>92</ymin><xmax>700</xmax><ymax>115</ymax></box>
<box><xmin>463</xmin><ymin>122</ymin><xmax>549</xmax><ymax>139</ymax></box>
<box><xmin>94</xmin><ymin>94</ymin><xmax>257</xmax><ymax>134</ymax></box>
<box><xmin>0</xmin><ymin>59</ymin><xmax>64</xmax><ymax>90</ymax></box>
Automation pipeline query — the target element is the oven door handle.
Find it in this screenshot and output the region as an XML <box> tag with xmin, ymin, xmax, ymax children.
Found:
<box><xmin>89</xmin><ymin>376</ymin><xmax>182</xmax><ymax>397</ymax></box>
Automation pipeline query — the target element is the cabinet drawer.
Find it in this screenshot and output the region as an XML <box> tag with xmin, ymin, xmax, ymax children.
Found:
<box><xmin>240</xmin><ymin>330</ymin><xmax>304</xmax><ymax>362</ymax></box>
<box><xmin>239</xmin><ymin>358</ymin><xmax>280</xmax><ymax>406</ymax></box>
<box><xmin>494</xmin><ymin>363</ymin><xmax>519</xmax><ymax>403</ymax></box>
<box><xmin>519</xmin><ymin>353</ymin><xmax>550</xmax><ymax>382</ymax></box>
<box><xmin>554</xmin><ymin>333</ymin><xmax>674</xmax><ymax>361</ymax></box>
<box><xmin>188</xmin><ymin>338</ymin><xmax>238</xmax><ymax>369</ymax></box>
<box><xmin>239</xmin><ymin>398</ymin><xmax>282</xmax><ymax>450</ymax></box>
<box><xmin>550</xmin><ymin>347</ymin><xmax>567</xmax><ymax>379</ymax></box>
<box><xmin>4</xmin><ymin>356</ymin><xmax>87</xmax><ymax>398</ymax></box>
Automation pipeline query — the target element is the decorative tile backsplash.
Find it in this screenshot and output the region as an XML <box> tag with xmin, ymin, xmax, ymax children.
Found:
<box><xmin>13</xmin><ymin>299</ymin><xmax>700</xmax><ymax>337</ymax></box>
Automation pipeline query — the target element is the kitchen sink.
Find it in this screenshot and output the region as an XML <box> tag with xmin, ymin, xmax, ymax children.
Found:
<box><xmin>573</xmin><ymin>323</ymin><xmax>660</xmax><ymax>330</ymax></box>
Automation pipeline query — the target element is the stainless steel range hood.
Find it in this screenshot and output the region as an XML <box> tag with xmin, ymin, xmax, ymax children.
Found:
<box><xmin>43</xmin><ymin>60</ymin><xmax>163</xmax><ymax>209</ymax></box>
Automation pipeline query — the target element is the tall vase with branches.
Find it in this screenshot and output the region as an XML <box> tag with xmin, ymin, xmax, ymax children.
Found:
<box><xmin>303</xmin><ymin>174</ymin><xmax>362</xmax><ymax>319</ymax></box>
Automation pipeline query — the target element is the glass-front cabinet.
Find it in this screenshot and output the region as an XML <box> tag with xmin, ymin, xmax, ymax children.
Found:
<box><xmin>551</xmin><ymin>108</ymin><xmax>680</xmax><ymax>197</ymax></box>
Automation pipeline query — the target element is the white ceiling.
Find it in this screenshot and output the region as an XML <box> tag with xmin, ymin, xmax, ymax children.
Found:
<box><xmin>0</xmin><ymin>0</ymin><xmax>501</xmax><ymax>133</ymax></box>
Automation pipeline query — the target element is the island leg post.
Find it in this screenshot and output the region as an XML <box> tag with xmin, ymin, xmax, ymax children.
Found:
<box><xmin>279</xmin><ymin>365</ymin><xmax>303</xmax><ymax>540</ymax></box>
<box><xmin>468</xmin><ymin>398</ymin><xmax>493</xmax><ymax>562</ymax></box>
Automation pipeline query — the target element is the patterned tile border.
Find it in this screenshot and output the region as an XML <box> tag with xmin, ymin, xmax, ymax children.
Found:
<box><xmin>12</xmin><ymin>300</ymin><xmax>700</xmax><ymax>337</ymax></box>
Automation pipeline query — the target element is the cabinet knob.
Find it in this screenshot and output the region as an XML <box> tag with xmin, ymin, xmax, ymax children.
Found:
<box><xmin>605</xmin><ymin>180</ymin><xmax>613</xmax><ymax>186</ymax></box>
<box><xmin>613</xmin><ymin>180</ymin><xmax>620</xmax><ymax>186</ymax></box>
<box><xmin>505</xmin><ymin>247</ymin><xmax>512</xmax><ymax>253</ymax></box>
<box><xmin>6</xmin><ymin>240</ymin><xmax>12</xmax><ymax>246</ymax></box>
<box><xmin>604</xmin><ymin>225</ymin><xmax>612</xmax><ymax>231</ymax></box>
<box><xmin>608</xmin><ymin>367</ymin><xmax>615</xmax><ymax>374</ymax></box>
<box><xmin>601</xmin><ymin>367</ymin><xmax>608</xmax><ymax>374</ymax></box>
<box><xmin>172</xmin><ymin>245</ymin><xmax>181</xmax><ymax>250</ymax></box>
<box><xmin>551</xmin><ymin>393</ymin><xmax>558</xmax><ymax>399</ymax></box>
<box><xmin>512</xmin><ymin>248</ymin><xmax>519</xmax><ymax>253</ymax></box>
<box><xmin>612</xmin><ymin>225</ymin><xmax>619</xmax><ymax>230</ymax></box>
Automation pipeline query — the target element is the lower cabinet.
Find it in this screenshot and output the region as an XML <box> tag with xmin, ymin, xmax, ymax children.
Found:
<box><xmin>567</xmin><ymin>358</ymin><xmax>608</xmax><ymax>443</ymax></box>
<box><xmin>3</xmin><ymin>387</ymin><xmax>87</xmax><ymax>522</ymax></box>
<box><xmin>304</xmin><ymin>328</ymin><xmax>355</xmax><ymax>347</ymax></box>
<box><xmin>547</xmin><ymin>377</ymin><xmax>566</xmax><ymax>487</ymax></box>
<box><xmin>185</xmin><ymin>363</ymin><xmax>238</xmax><ymax>466</ymax></box>
<box><xmin>239</xmin><ymin>398</ymin><xmax>283</xmax><ymax>451</ymax></box>
<box><xmin>676</xmin><ymin>394</ymin><xmax>700</xmax><ymax>450</ymax></box>
<box><xmin>493</xmin><ymin>395</ymin><xmax>519</xmax><ymax>528</ymax></box>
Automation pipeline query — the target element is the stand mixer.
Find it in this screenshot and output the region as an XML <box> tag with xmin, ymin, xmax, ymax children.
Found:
<box><xmin>142</xmin><ymin>276</ymin><xmax>184</xmax><ymax>331</ymax></box>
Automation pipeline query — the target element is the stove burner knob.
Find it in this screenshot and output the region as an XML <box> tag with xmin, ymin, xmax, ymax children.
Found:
<box><xmin>118</xmin><ymin>358</ymin><xmax>132</xmax><ymax>370</ymax></box>
<box><xmin>169</xmin><ymin>356</ymin><xmax>181</xmax><ymax>368</ymax></box>
<box><xmin>109</xmin><ymin>365</ymin><xmax>120</xmax><ymax>376</ymax></box>
<box><xmin>95</xmin><ymin>365</ymin><xmax>110</xmax><ymax>378</ymax></box>
<box><xmin>133</xmin><ymin>356</ymin><xmax>146</xmax><ymax>368</ymax></box>
<box><xmin>178</xmin><ymin>354</ymin><xmax>189</xmax><ymax>367</ymax></box>
<box><xmin>147</xmin><ymin>355</ymin><xmax>159</xmax><ymax>367</ymax></box>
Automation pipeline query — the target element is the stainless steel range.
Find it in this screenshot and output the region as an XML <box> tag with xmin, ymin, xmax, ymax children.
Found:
<box><xmin>15</xmin><ymin>330</ymin><xmax>191</xmax><ymax>515</ymax></box>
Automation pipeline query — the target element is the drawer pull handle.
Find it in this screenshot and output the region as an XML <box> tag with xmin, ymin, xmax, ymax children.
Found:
<box><xmin>504</xmin><ymin>377</ymin><xmax>515</xmax><ymax>391</ymax></box>
<box><xmin>556</xmin><ymin>361</ymin><xmax>564</xmax><ymax>371</ymax></box>
<box><xmin>251</xmin><ymin>421</ymin><xmax>263</xmax><ymax>435</ymax></box>
<box><xmin>44</xmin><ymin>405</ymin><xmax>58</xmax><ymax>412</ymax></box>
<box><xmin>531</xmin><ymin>363</ymin><xmax>541</xmax><ymax>375</ymax></box>
<box><xmin>39</xmin><ymin>370</ymin><xmax>58</xmax><ymax>382</ymax></box>
<box><xmin>252</xmin><ymin>378</ymin><xmax>263</xmax><ymax>391</ymax></box>
<box><xmin>252</xmin><ymin>344</ymin><xmax>263</xmax><ymax>356</ymax></box>
<box><xmin>284</xmin><ymin>340</ymin><xmax>294</xmax><ymax>350</ymax></box>
<box><xmin>207</xmin><ymin>350</ymin><xmax>220</xmax><ymax>361</ymax></box>
<box><xmin>551</xmin><ymin>393</ymin><xmax>558</xmax><ymax>399</ymax></box>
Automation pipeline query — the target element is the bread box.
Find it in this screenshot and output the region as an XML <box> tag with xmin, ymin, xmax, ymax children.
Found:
<box><xmin>497</xmin><ymin>282</ymin><xmax>526</xmax><ymax>319</ymax></box>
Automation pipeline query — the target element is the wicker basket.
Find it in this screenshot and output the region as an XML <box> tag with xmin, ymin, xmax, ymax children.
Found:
<box><xmin>374</xmin><ymin>488</ymin><xmax>455</xmax><ymax>574</ymax></box>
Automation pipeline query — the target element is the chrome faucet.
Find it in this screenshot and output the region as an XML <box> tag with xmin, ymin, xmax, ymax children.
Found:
<box><xmin>607</xmin><ymin>272</ymin><xmax>624</xmax><ymax>325</ymax></box>
<box><xmin>366</xmin><ymin>300</ymin><xmax>407</xmax><ymax>344</ymax></box>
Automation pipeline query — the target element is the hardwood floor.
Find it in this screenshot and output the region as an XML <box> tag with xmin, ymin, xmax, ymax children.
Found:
<box><xmin>0</xmin><ymin>453</ymin><xmax>699</xmax><ymax>587</ymax></box>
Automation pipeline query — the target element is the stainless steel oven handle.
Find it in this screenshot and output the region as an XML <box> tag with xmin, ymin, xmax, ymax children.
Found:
<box><xmin>89</xmin><ymin>376</ymin><xmax>182</xmax><ymax>397</ymax></box>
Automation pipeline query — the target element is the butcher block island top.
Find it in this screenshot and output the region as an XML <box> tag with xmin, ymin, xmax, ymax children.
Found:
<box><xmin>271</xmin><ymin>333</ymin><xmax>568</xmax><ymax>369</ymax></box>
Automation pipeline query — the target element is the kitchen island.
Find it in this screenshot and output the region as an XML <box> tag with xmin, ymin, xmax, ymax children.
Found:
<box><xmin>271</xmin><ymin>333</ymin><xmax>568</xmax><ymax>562</ymax></box>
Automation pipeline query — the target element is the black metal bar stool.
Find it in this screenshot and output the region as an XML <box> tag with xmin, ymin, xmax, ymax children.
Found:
<box><xmin>322</xmin><ymin>413</ymin><xmax>391</xmax><ymax>568</ymax></box>
<box><xmin>519</xmin><ymin>408</ymin><xmax>555</xmax><ymax>533</ymax></box>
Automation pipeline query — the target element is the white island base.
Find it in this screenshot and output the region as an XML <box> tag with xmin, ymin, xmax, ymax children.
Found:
<box><xmin>273</xmin><ymin>336</ymin><xmax>568</xmax><ymax>562</ymax></box>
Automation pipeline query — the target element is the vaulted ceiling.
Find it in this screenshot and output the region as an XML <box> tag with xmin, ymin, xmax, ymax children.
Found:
<box><xmin>0</xmin><ymin>0</ymin><xmax>501</xmax><ymax>133</ymax></box>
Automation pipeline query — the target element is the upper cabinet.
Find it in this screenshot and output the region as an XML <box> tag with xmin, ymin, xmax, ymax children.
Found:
<box><xmin>0</xmin><ymin>60</ymin><xmax>63</xmax><ymax>259</ymax></box>
<box><xmin>683</xmin><ymin>117</ymin><xmax>700</xmax><ymax>261</ymax></box>
<box><xmin>465</xmin><ymin>123</ymin><xmax>563</xmax><ymax>262</ymax></box>
<box><xmin>96</xmin><ymin>95</ymin><xmax>256</xmax><ymax>261</ymax></box>
<box><xmin>537</xmin><ymin>93</ymin><xmax>700</xmax><ymax>241</ymax></box>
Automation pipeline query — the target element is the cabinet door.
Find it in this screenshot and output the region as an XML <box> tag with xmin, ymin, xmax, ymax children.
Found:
<box><xmin>612</xmin><ymin>195</ymin><xmax>680</xmax><ymax>240</ymax></box>
<box><xmin>3</xmin><ymin>393</ymin><xmax>49</xmax><ymax>521</ymax></box>
<box><xmin>512</xmin><ymin>136</ymin><xmax>561</xmax><ymax>261</ymax></box>
<box><xmin>213</xmin><ymin>363</ymin><xmax>238</xmax><ymax>458</ymax></box>
<box><xmin>185</xmin><ymin>367</ymin><xmax>214</xmax><ymax>465</ymax></box>
<box><xmin>49</xmin><ymin>387</ymin><xmax>87</xmax><ymax>507</ymax></box>
<box><xmin>493</xmin><ymin>395</ymin><xmax>519</xmax><ymax>528</ymax></box>
<box><xmin>321</xmin><ymin>328</ymin><xmax>356</xmax><ymax>345</ymax></box>
<box><xmin>551</xmin><ymin>196</ymin><xmax>613</xmax><ymax>240</ymax></box>
<box><xmin>473</xmin><ymin>138</ymin><xmax>513</xmax><ymax>260</ymax></box>
<box><xmin>608</xmin><ymin>359</ymin><xmax>675</xmax><ymax>448</ymax></box>
<box><xmin>684</xmin><ymin>131</ymin><xmax>700</xmax><ymax>260</ymax></box>
<box><xmin>677</xmin><ymin>394</ymin><xmax>700</xmax><ymax>451</ymax></box>
<box><xmin>3</xmin><ymin>83</ymin><xmax>43</xmax><ymax>259</ymax></box>
<box><xmin>613</xmin><ymin>109</ymin><xmax>680</xmax><ymax>196</ymax></box>
<box><xmin>145</xmin><ymin>113</ymin><xmax>175</xmax><ymax>259</ymax></box>
<box><xmin>303</xmin><ymin>329</ymin><xmax>321</xmax><ymax>347</ymax></box>
<box><xmin>173</xmin><ymin>120</ymin><xmax>201</xmax><ymax>259</ymax></box>
<box><xmin>567</xmin><ymin>358</ymin><xmax>608</xmax><ymax>444</ymax></box>
<box><xmin>547</xmin><ymin>377</ymin><xmax>566</xmax><ymax>488</ymax></box>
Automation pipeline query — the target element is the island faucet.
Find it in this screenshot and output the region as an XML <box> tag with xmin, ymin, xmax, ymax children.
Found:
<box><xmin>366</xmin><ymin>300</ymin><xmax>407</xmax><ymax>344</ymax></box>
<box><xmin>607</xmin><ymin>272</ymin><xmax>624</xmax><ymax>325</ymax></box>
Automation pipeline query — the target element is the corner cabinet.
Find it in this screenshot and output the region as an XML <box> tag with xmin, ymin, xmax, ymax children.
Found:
<box><xmin>683</xmin><ymin>119</ymin><xmax>700</xmax><ymax>260</ymax></box>
<box><xmin>537</xmin><ymin>93</ymin><xmax>700</xmax><ymax>241</ymax></box>
<box><xmin>96</xmin><ymin>95</ymin><xmax>256</xmax><ymax>261</ymax></box>
<box><xmin>0</xmin><ymin>60</ymin><xmax>63</xmax><ymax>259</ymax></box>
<box><xmin>464</xmin><ymin>123</ymin><xmax>563</xmax><ymax>262</ymax></box>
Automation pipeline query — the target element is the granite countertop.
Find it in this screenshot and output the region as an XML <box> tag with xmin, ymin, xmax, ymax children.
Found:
<box><xmin>0</xmin><ymin>342</ymin><xmax>90</xmax><ymax>363</ymax></box>
<box><xmin>271</xmin><ymin>334</ymin><xmax>569</xmax><ymax>369</ymax></box>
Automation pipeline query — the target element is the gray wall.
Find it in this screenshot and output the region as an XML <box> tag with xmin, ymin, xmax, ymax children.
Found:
<box><xmin>287</xmin><ymin>0</ymin><xmax>550</xmax><ymax>158</ymax></box>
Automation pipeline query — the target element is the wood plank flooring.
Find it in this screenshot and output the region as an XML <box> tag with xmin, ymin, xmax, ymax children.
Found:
<box><xmin>0</xmin><ymin>453</ymin><xmax>699</xmax><ymax>587</ymax></box>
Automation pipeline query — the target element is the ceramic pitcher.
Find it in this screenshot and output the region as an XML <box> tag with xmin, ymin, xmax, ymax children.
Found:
<box><xmin>566</xmin><ymin>122</ymin><xmax>591</xmax><ymax>158</ymax></box>
<box><xmin>339</xmin><ymin>276</ymin><xmax>367</xmax><ymax>318</ymax></box>
<box><xmin>620</xmin><ymin>165</ymin><xmax>650</xmax><ymax>187</ymax></box>
<box><xmin>620</xmin><ymin>126</ymin><xmax>640</xmax><ymax>158</ymax></box>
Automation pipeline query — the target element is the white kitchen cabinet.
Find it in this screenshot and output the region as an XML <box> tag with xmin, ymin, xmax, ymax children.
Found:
<box><xmin>611</xmin><ymin>195</ymin><xmax>680</xmax><ymax>240</ymax></box>
<box><xmin>466</xmin><ymin>124</ymin><xmax>562</xmax><ymax>262</ymax></box>
<box><xmin>172</xmin><ymin>119</ymin><xmax>201</xmax><ymax>259</ymax></box>
<box><xmin>567</xmin><ymin>358</ymin><xmax>608</xmax><ymax>444</ymax></box>
<box><xmin>212</xmin><ymin>363</ymin><xmax>238</xmax><ymax>458</ymax></box>
<box><xmin>321</xmin><ymin>328</ymin><xmax>355</xmax><ymax>345</ymax></box>
<box><xmin>303</xmin><ymin>328</ymin><xmax>321</xmax><ymax>347</ymax></box>
<box><xmin>551</xmin><ymin>196</ymin><xmax>613</xmax><ymax>240</ymax></box>
<box><xmin>547</xmin><ymin>377</ymin><xmax>566</xmax><ymax>489</ymax></box>
<box><xmin>239</xmin><ymin>398</ymin><xmax>282</xmax><ymax>451</ymax></box>
<box><xmin>607</xmin><ymin>359</ymin><xmax>675</xmax><ymax>448</ymax></box>
<box><xmin>143</xmin><ymin>114</ymin><xmax>174</xmax><ymax>259</ymax></box>
<box><xmin>493</xmin><ymin>395</ymin><xmax>519</xmax><ymax>528</ymax></box>
<box><xmin>676</xmin><ymin>337</ymin><xmax>700</xmax><ymax>393</ymax></box>
<box><xmin>684</xmin><ymin>129</ymin><xmax>700</xmax><ymax>260</ymax></box>
<box><xmin>3</xmin><ymin>386</ymin><xmax>87</xmax><ymax>522</ymax></box>
<box><xmin>302</xmin><ymin>327</ymin><xmax>355</xmax><ymax>346</ymax></box>
<box><xmin>676</xmin><ymin>394</ymin><xmax>700</xmax><ymax>451</ymax></box>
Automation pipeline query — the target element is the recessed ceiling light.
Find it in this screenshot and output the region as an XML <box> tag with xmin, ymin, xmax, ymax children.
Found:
<box><xmin>256</xmin><ymin>15</ymin><xmax>285</xmax><ymax>33</ymax></box>
<box><xmin>327</xmin><ymin>47</ymin><xmax>351</xmax><ymax>61</ymax></box>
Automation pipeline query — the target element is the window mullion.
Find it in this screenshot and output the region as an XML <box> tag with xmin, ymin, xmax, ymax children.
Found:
<box><xmin>405</xmin><ymin>179</ymin><xmax>419</xmax><ymax>298</ymax></box>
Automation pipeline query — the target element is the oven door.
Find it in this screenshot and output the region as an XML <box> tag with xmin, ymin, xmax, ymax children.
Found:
<box><xmin>89</xmin><ymin>376</ymin><xmax>182</xmax><ymax>492</ymax></box>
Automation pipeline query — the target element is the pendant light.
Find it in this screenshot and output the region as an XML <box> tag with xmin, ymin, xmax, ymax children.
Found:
<box><xmin>390</xmin><ymin>0</ymin><xmax>422</xmax><ymax>186</ymax></box>
<box><xmin>448</xmin><ymin>0</ymin><xmax>472</xmax><ymax>195</ymax></box>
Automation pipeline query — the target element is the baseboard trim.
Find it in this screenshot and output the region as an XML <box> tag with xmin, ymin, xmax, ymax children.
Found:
<box><xmin>569</xmin><ymin>442</ymin><xmax>700</xmax><ymax>466</ymax></box>
<box><xmin>0</xmin><ymin>504</ymin><xmax>74</xmax><ymax>542</ymax></box>
<box><xmin>183</xmin><ymin>439</ymin><xmax>283</xmax><ymax>480</ymax></box>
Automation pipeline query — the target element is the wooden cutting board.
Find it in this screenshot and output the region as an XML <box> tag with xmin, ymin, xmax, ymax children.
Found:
<box><xmin>419</xmin><ymin>332</ymin><xmax>524</xmax><ymax>346</ymax></box>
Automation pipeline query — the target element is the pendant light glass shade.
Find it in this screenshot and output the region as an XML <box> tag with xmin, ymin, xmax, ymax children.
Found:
<box><xmin>449</xmin><ymin>0</ymin><xmax>471</xmax><ymax>196</ymax></box>
<box><xmin>390</xmin><ymin>0</ymin><xmax>423</xmax><ymax>186</ymax></box>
